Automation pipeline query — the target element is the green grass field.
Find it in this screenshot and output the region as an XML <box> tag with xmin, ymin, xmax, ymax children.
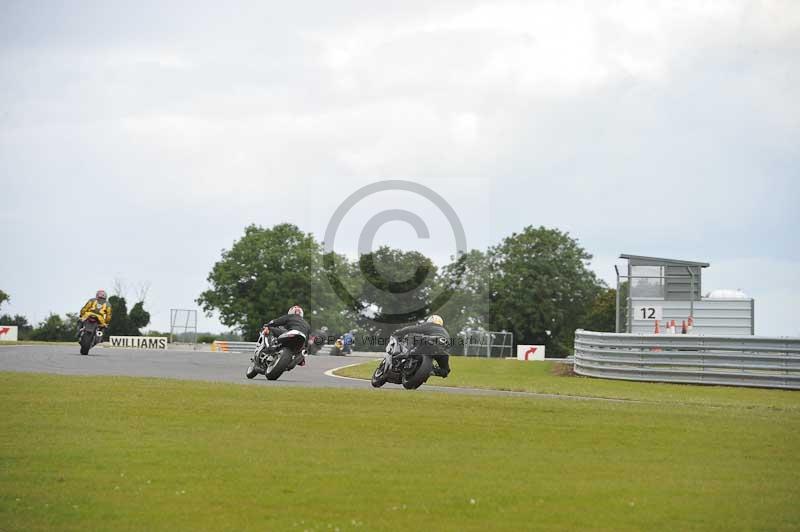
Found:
<box><xmin>336</xmin><ymin>358</ymin><xmax>800</xmax><ymax>410</ymax></box>
<box><xmin>1</xmin><ymin>371</ymin><xmax>799</xmax><ymax>531</ymax></box>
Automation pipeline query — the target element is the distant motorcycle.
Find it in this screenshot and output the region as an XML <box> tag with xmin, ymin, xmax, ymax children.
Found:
<box><xmin>78</xmin><ymin>314</ymin><xmax>104</xmax><ymax>355</ymax></box>
<box><xmin>246</xmin><ymin>326</ymin><xmax>307</xmax><ymax>381</ymax></box>
<box><xmin>330</xmin><ymin>337</ymin><xmax>345</xmax><ymax>356</ymax></box>
<box><xmin>371</xmin><ymin>335</ymin><xmax>449</xmax><ymax>390</ymax></box>
<box><xmin>307</xmin><ymin>333</ymin><xmax>325</xmax><ymax>355</ymax></box>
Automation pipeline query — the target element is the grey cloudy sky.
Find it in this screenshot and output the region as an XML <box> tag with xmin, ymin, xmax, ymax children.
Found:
<box><xmin>1</xmin><ymin>1</ymin><xmax>798</xmax><ymax>335</ymax></box>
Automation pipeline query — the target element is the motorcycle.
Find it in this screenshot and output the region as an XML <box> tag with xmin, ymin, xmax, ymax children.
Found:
<box><xmin>371</xmin><ymin>335</ymin><xmax>450</xmax><ymax>390</ymax></box>
<box><xmin>246</xmin><ymin>326</ymin><xmax>307</xmax><ymax>381</ymax></box>
<box><xmin>78</xmin><ymin>314</ymin><xmax>105</xmax><ymax>355</ymax></box>
<box><xmin>307</xmin><ymin>333</ymin><xmax>326</xmax><ymax>355</ymax></box>
<box><xmin>330</xmin><ymin>337</ymin><xmax>345</xmax><ymax>356</ymax></box>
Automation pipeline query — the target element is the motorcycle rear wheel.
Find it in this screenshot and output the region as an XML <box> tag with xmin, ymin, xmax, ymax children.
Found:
<box><xmin>402</xmin><ymin>355</ymin><xmax>433</xmax><ymax>390</ymax></box>
<box><xmin>265</xmin><ymin>348</ymin><xmax>292</xmax><ymax>381</ymax></box>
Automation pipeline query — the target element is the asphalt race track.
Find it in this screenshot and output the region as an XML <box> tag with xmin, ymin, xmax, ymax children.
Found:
<box><xmin>0</xmin><ymin>344</ymin><xmax>601</xmax><ymax>399</ymax></box>
<box><xmin>0</xmin><ymin>344</ymin><xmax>376</xmax><ymax>389</ymax></box>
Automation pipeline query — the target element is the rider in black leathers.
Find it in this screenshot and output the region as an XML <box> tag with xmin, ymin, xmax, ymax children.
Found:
<box><xmin>265</xmin><ymin>305</ymin><xmax>311</xmax><ymax>363</ymax></box>
<box><xmin>266</xmin><ymin>311</ymin><xmax>311</xmax><ymax>337</ymax></box>
<box><xmin>392</xmin><ymin>315</ymin><xmax>451</xmax><ymax>377</ymax></box>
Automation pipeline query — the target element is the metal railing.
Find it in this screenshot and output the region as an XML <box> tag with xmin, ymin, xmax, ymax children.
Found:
<box><xmin>458</xmin><ymin>330</ymin><xmax>515</xmax><ymax>357</ymax></box>
<box><xmin>211</xmin><ymin>341</ymin><xmax>257</xmax><ymax>353</ymax></box>
<box><xmin>211</xmin><ymin>341</ymin><xmax>334</xmax><ymax>356</ymax></box>
<box><xmin>574</xmin><ymin>330</ymin><xmax>800</xmax><ymax>390</ymax></box>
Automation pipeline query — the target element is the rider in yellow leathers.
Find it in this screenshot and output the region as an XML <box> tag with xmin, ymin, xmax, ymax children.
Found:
<box><xmin>78</xmin><ymin>289</ymin><xmax>113</xmax><ymax>338</ymax></box>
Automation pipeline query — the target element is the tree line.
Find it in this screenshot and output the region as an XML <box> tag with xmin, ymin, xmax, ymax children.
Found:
<box><xmin>197</xmin><ymin>224</ymin><xmax>616</xmax><ymax>354</ymax></box>
<box><xmin>0</xmin><ymin>293</ymin><xmax>151</xmax><ymax>342</ymax></box>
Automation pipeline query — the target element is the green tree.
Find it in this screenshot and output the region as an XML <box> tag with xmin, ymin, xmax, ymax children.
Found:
<box><xmin>0</xmin><ymin>289</ymin><xmax>9</xmax><ymax>310</ymax></box>
<box><xmin>104</xmin><ymin>296</ymin><xmax>150</xmax><ymax>336</ymax></box>
<box><xmin>356</xmin><ymin>246</ymin><xmax>437</xmax><ymax>326</ymax></box>
<box><xmin>198</xmin><ymin>224</ymin><xmax>329</xmax><ymax>340</ymax></box>
<box><xmin>129</xmin><ymin>301</ymin><xmax>151</xmax><ymax>331</ymax></box>
<box><xmin>435</xmin><ymin>249</ymin><xmax>492</xmax><ymax>337</ymax></box>
<box><xmin>30</xmin><ymin>313</ymin><xmax>78</xmax><ymax>341</ymax></box>
<box><xmin>314</xmin><ymin>250</ymin><xmax>362</xmax><ymax>337</ymax></box>
<box><xmin>348</xmin><ymin>247</ymin><xmax>437</xmax><ymax>352</ymax></box>
<box><xmin>582</xmin><ymin>288</ymin><xmax>617</xmax><ymax>332</ymax></box>
<box><xmin>106</xmin><ymin>296</ymin><xmax>131</xmax><ymax>337</ymax></box>
<box><xmin>489</xmin><ymin>226</ymin><xmax>603</xmax><ymax>356</ymax></box>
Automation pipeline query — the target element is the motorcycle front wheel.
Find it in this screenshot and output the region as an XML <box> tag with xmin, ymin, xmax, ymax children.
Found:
<box><xmin>245</xmin><ymin>364</ymin><xmax>259</xmax><ymax>379</ymax></box>
<box><xmin>371</xmin><ymin>360</ymin><xmax>389</xmax><ymax>388</ymax></box>
<box><xmin>79</xmin><ymin>332</ymin><xmax>93</xmax><ymax>355</ymax></box>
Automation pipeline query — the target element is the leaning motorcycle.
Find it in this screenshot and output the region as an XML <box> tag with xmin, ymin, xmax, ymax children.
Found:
<box><xmin>246</xmin><ymin>326</ymin><xmax>307</xmax><ymax>381</ymax></box>
<box><xmin>330</xmin><ymin>337</ymin><xmax>345</xmax><ymax>356</ymax></box>
<box><xmin>307</xmin><ymin>333</ymin><xmax>325</xmax><ymax>355</ymax></box>
<box><xmin>371</xmin><ymin>335</ymin><xmax>449</xmax><ymax>390</ymax></box>
<box><xmin>78</xmin><ymin>313</ymin><xmax>105</xmax><ymax>355</ymax></box>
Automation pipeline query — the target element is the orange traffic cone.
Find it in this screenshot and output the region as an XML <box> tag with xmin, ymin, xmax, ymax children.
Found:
<box><xmin>681</xmin><ymin>320</ymin><xmax>687</xmax><ymax>334</ymax></box>
<box><xmin>652</xmin><ymin>320</ymin><xmax>661</xmax><ymax>352</ymax></box>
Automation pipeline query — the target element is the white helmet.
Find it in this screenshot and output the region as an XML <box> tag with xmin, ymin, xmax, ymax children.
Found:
<box><xmin>288</xmin><ymin>305</ymin><xmax>304</xmax><ymax>318</ymax></box>
<box><xmin>427</xmin><ymin>314</ymin><xmax>444</xmax><ymax>326</ymax></box>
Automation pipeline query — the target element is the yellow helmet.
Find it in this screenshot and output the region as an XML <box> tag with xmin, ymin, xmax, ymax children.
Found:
<box><xmin>427</xmin><ymin>315</ymin><xmax>444</xmax><ymax>326</ymax></box>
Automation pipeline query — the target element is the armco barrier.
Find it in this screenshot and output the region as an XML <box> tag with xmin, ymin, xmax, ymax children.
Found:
<box><xmin>211</xmin><ymin>341</ymin><xmax>334</xmax><ymax>356</ymax></box>
<box><xmin>211</xmin><ymin>341</ymin><xmax>257</xmax><ymax>353</ymax></box>
<box><xmin>574</xmin><ymin>330</ymin><xmax>800</xmax><ymax>390</ymax></box>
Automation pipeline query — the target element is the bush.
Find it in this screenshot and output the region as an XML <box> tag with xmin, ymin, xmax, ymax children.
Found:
<box><xmin>197</xmin><ymin>334</ymin><xmax>217</xmax><ymax>344</ymax></box>
<box><xmin>29</xmin><ymin>313</ymin><xmax>78</xmax><ymax>342</ymax></box>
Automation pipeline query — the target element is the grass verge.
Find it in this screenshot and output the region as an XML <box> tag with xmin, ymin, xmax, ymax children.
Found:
<box><xmin>334</xmin><ymin>358</ymin><xmax>800</xmax><ymax>411</ymax></box>
<box><xmin>1</xmin><ymin>371</ymin><xmax>799</xmax><ymax>531</ymax></box>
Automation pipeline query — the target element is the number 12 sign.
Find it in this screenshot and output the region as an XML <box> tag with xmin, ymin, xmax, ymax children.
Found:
<box><xmin>634</xmin><ymin>306</ymin><xmax>663</xmax><ymax>321</ymax></box>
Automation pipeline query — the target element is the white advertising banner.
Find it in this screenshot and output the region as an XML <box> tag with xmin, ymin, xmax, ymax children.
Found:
<box><xmin>0</xmin><ymin>325</ymin><xmax>19</xmax><ymax>342</ymax></box>
<box><xmin>516</xmin><ymin>344</ymin><xmax>545</xmax><ymax>361</ymax></box>
<box><xmin>109</xmin><ymin>336</ymin><xmax>168</xmax><ymax>350</ymax></box>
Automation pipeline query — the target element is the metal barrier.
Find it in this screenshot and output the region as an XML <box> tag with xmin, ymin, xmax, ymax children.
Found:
<box><xmin>574</xmin><ymin>330</ymin><xmax>800</xmax><ymax>390</ymax></box>
<box><xmin>211</xmin><ymin>341</ymin><xmax>334</xmax><ymax>356</ymax></box>
<box><xmin>459</xmin><ymin>330</ymin><xmax>515</xmax><ymax>357</ymax></box>
<box><xmin>211</xmin><ymin>341</ymin><xmax>257</xmax><ymax>353</ymax></box>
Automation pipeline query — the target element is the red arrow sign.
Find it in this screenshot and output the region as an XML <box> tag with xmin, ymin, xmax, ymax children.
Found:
<box><xmin>524</xmin><ymin>347</ymin><xmax>538</xmax><ymax>360</ymax></box>
<box><xmin>0</xmin><ymin>327</ymin><xmax>10</xmax><ymax>336</ymax></box>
